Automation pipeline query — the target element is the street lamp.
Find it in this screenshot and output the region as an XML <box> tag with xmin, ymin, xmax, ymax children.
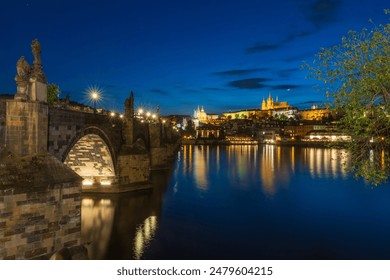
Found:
<box><xmin>90</xmin><ymin>90</ymin><xmax>99</xmax><ymax>112</ymax></box>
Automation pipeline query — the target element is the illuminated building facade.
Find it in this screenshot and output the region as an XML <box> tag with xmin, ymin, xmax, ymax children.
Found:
<box><xmin>299</xmin><ymin>105</ymin><xmax>332</xmax><ymax>121</ymax></box>
<box><xmin>222</xmin><ymin>109</ymin><xmax>264</xmax><ymax>120</ymax></box>
<box><xmin>193</xmin><ymin>106</ymin><xmax>219</xmax><ymax>127</ymax></box>
<box><xmin>261</xmin><ymin>93</ymin><xmax>290</xmax><ymax>111</ymax></box>
<box><xmin>196</xmin><ymin>124</ymin><xmax>223</xmax><ymax>139</ymax></box>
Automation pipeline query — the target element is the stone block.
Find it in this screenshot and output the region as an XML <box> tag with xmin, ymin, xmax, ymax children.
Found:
<box><xmin>150</xmin><ymin>147</ymin><xmax>168</xmax><ymax>169</ymax></box>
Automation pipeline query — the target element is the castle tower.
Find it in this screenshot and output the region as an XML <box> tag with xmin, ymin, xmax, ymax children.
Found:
<box><xmin>261</xmin><ymin>97</ymin><xmax>266</xmax><ymax>110</ymax></box>
<box><xmin>267</xmin><ymin>92</ymin><xmax>274</xmax><ymax>109</ymax></box>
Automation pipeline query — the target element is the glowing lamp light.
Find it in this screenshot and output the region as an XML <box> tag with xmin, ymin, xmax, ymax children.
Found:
<box><xmin>146</xmin><ymin>112</ymin><xmax>151</xmax><ymax>117</ymax></box>
<box><xmin>110</xmin><ymin>112</ymin><xmax>115</xmax><ymax>117</ymax></box>
<box><xmin>91</xmin><ymin>91</ymin><xmax>99</xmax><ymax>100</ymax></box>
<box><xmin>138</xmin><ymin>108</ymin><xmax>144</xmax><ymax>115</ymax></box>
<box><xmin>119</xmin><ymin>114</ymin><xmax>124</xmax><ymax>119</ymax></box>
<box><xmin>101</xmin><ymin>180</ymin><xmax>112</xmax><ymax>186</ymax></box>
<box><xmin>82</xmin><ymin>179</ymin><xmax>93</xmax><ymax>186</ymax></box>
<box><xmin>162</xmin><ymin>120</ymin><xmax>166</xmax><ymax>124</ymax></box>
<box><xmin>152</xmin><ymin>114</ymin><xmax>156</xmax><ymax>119</ymax></box>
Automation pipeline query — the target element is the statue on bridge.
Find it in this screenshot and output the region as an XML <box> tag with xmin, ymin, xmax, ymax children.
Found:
<box><xmin>31</xmin><ymin>39</ymin><xmax>42</xmax><ymax>64</ymax></box>
<box><xmin>30</xmin><ymin>39</ymin><xmax>47</xmax><ymax>83</ymax></box>
<box><xmin>14</xmin><ymin>56</ymin><xmax>32</xmax><ymax>100</ymax></box>
<box><xmin>14</xmin><ymin>39</ymin><xmax>47</xmax><ymax>101</ymax></box>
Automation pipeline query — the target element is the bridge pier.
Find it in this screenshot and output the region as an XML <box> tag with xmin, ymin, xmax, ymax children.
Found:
<box><xmin>5</xmin><ymin>100</ymin><xmax>48</xmax><ymax>156</ymax></box>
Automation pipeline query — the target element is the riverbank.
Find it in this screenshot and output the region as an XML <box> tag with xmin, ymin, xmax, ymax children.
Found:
<box><xmin>181</xmin><ymin>138</ymin><xmax>348</xmax><ymax>148</ymax></box>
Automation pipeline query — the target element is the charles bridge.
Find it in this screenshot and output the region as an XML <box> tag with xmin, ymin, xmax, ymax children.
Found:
<box><xmin>0</xmin><ymin>40</ymin><xmax>180</xmax><ymax>259</ymax></box>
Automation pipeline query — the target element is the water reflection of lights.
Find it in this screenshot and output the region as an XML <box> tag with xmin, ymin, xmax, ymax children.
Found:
<box><xmin>260</xmin><ymin>145</ymin><xmax>276</xmax><ymax>195</ymax></box>
<box><xmin>193</xmin><ymin>146</ymin><xmax>208</xmax><ymax>190</ymax></box>
<box><xmin>382</xmin><ymin>150</ymin><xmax>385</xmax><ymax>170</ymax></box>
<box><xmin>81</xmin><ymin>197</ymin><xmax>115</xmax><ymax>260</ymax></box>
<box><xmin>305</xmin><ymin>148</ymin><xmax>350</xmax><ymax>179</ymax></box>
<box><xmin>133</xmin><ymin>216</ymin><xmax>158</xmax><ymax>260</ymax></box>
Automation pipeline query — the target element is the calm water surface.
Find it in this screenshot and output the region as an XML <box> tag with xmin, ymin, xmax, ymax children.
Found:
<box><xmin>82</xmin><ymin>145</ymin><xmax>390</xmax><ymax>260</ymax></box>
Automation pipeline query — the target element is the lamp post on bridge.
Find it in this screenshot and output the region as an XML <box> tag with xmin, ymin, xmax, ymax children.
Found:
<box><xmin>90</xmin><ymin>90</ymin><xmax>99</xmax><ymax>113</ymax></box>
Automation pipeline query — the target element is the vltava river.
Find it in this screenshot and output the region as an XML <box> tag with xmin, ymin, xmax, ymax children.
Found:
<box><xmin>82</xmin><ymin>145</ymin><xmax>390</xmax><ymax>259</ymax></box>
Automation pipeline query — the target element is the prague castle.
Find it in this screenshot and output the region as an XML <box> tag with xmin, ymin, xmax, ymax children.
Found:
<box><xmin>261</xmin><ymin>93</ymin><xmax>290</xmax><ymax>111</ymax></box>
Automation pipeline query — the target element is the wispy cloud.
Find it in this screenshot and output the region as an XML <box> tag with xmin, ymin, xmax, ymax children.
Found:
<box><xmin>227</xmin><ymin>78</ymin><xmax>270</xmax><ymax>89</ymax></box>
<box><xmin>297</xmin><ymin>100</ymin><xmax>325</xmax><ymax>105</ymax></box>
<box><xmin>203</xmin><ymin>87</ymin><xmax>225</xmax><ymax>91</ymax></box>
<box><xmin>246</xmin><ymin>30</ymin><xmax>315</xmax><ymax>54</ymax></box>
<box><xmin>246</xmin><ymin>43</ymin><xmax>280</xmax><ymax>54</ymax></box>
<box><xmin>214</xmin><ymin>68</ymin><xmax>268</xmax><ymax>76</ymax></box>
<box><xmin>306</xmin><ymin>0</ymin><xmax>341</xmax><ymax>28</ymax></box>
<box><xmin>277</xmin><ymin>68</ymin><xmax>300</xmax><ymax>78</ymax></box>
<box><xmin>150</xmin><ymin>89</ymin><xmax>169</xmax><ymax>95</ymax></box>
<box><xmin>270</xmin><ymin>84</ymin><xmax>301</xmax><ymax>90</ymax></box>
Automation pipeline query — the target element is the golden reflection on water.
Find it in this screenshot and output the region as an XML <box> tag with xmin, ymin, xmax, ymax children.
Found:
<box><xmin>260</xmin><ymin>145</ymin><xmax>276</xmax><ymax>195</ymax></box>
<box><xmin>181</xmin><ymin>145</ymin><xmax>351</xmax><ymax>196</ymax></box>
<box><xmin>382</xmin><ymin>149</ymin><xmax>385</xmax><ymax>170</ymax></box>
<box><xmin>305</xmin><ymin>148</ymin><xmax>349</xmax><ymax>179</ymax></box>
<box><xmin>133</xmin><ymin>216</ymin><xmax>158</xmax><ymax>260</ymax></box>
<box><xmin>193</xmin><ymin>146</ymin><xmax>208</xmax><ymax>190</ymax></box>
<box><xmin>81</xmin><ymin>198</ymin><xmax>115</xmax><ymax>260</ymax></box>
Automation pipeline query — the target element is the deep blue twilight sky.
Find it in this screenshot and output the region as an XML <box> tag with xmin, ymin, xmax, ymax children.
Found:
<box><xmin>0</xmin><ymin>0</ymin><xmax>388</xmax><ymax>115</ymax></box>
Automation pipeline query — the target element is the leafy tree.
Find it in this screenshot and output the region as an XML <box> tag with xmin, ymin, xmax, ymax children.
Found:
<box><xmin>185</xmin><ymin>119</ymin><xmax>196</xmax><ymax>136</ymax></box>
<box><xmin>305</xmin><ymin>11</ymin><xmax>390</xmax><ymax>185</ymax></box>
<box><xmin>47</xmin><ymin>83</ymin><xmax>60</xmax><ymax>104</ymax></box>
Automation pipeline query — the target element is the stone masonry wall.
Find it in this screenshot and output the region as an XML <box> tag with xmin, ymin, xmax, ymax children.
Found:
<box><xmin>117</xmin><ymin>154</ymin><xmax>150</xmax><ymax>184</ymax></box>
<box><xmin>150</xmin><ymin>147</ymin><xmax>168</xmax><ymax>169</ymax></box>
<box><xmin>5</xmin><ymin>100</ymin><xmax>48</xmax><ymax>156</ymax></box>
<box><xmin>48</xmin><ymin>108</ymin><xmax>123</xmax><ymax>163</ymax></box>
<box><xmin>0</xmin><ymin>99</ymin><xmax>6</xmax><ymax>147</ymax></box>
<box><xmin>0</xmin><ymin>182</ymin><xmax>82</xmax><ymax>259</ymax></box>
<box><xmin>0</xmin><ymin>149</ymin><xmax>84</xmax><ymax>260</ymax></box>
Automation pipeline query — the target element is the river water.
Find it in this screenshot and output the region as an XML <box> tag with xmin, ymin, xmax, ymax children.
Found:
<box><xmin>82</xmin><ymin>145</ymin><xmax>390</xmax><ymax>260</ymax></box>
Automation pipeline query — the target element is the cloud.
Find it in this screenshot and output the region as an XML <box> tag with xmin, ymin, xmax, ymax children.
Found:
<box><xmin>150</xmin><ymin>89</ymin><xmax>169</xmax><ymax>95</ymax></box>
<box><xmin>203</xmin><ymin>87</ymin><xmax>225</xmax><ymax>91</ymax></box>
<box><xmin>270</xmin><ymin>84</ymin><xmax>301</xmax><ymax>90</ymax></box>
<box><xmin>102</xmin><ymin>84</ymin><xmax>118</xmax><ymax>89</ymax></box>
<box><xmin>246</xmin><ymin>30</ymin><xmax>315</xmax><ymax>54</ymax></box>
<box><xmin>277</xmin><ymin>68</ymin><xmax>300</xmax><ymax>78</ymax></box>
<box><xmin>297</xmin><ymin>100</ymin><xmax>325</xmax><ymax>105</ymax></box>
<box><xmin>306</xmin><ymin>0</ymin><xmax>341</xmax><ymax>28</ymax></box>
<box><xmin>227</xmin><ymin>78</ymin><xmax>270</xmax><ymax>89</ymax></box>
<box><xmin>214</xmin><ymin>68</ymin><xmax>268</xmax><ymax>76</ymax></box>
<box><xmin>246</xmin><ymin>43</ymin><xmax>280</xmax><ymax>54</ymax></box>
<box><xmin>184</xmin><ymin>89</ymin><xmax>199</xmax><ymax>93</ymax></box>
<box><xmin>284</xmin><ymin>30</ymin><xmax>316</xmax><ymax>44</ymax></box>
<box><xmin>284</xmin><ymin>51</ymin><xmax>316</xmax><ymax>62</ymax></box>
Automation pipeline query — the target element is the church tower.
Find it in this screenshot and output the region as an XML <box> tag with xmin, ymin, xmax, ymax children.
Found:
<box><xmin>267</xmin><ymin>92</ymin><xmax>274</xmax><ymax>110</ymax></box>
<box><xmin>261</xmin><ymin>97</ymin><xmax>266</xmax><ymax>110</ymax></box>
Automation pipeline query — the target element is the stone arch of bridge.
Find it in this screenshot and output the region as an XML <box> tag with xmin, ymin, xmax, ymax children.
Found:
<box><xmin>134</xmin><ymin>133</ymin><xmax>149</xmax><ymax>151</ymax></box>
<box><xmin>62</xmin><ymin>126</ymin><xmax>118</xmax><ymax>186</ymax></box>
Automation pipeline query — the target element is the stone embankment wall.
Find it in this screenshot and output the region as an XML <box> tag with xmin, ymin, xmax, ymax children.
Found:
<box><xmin>0</xmin><ymin>149</ymin><xmax>86</xmax><ymax>259</ymax></box>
